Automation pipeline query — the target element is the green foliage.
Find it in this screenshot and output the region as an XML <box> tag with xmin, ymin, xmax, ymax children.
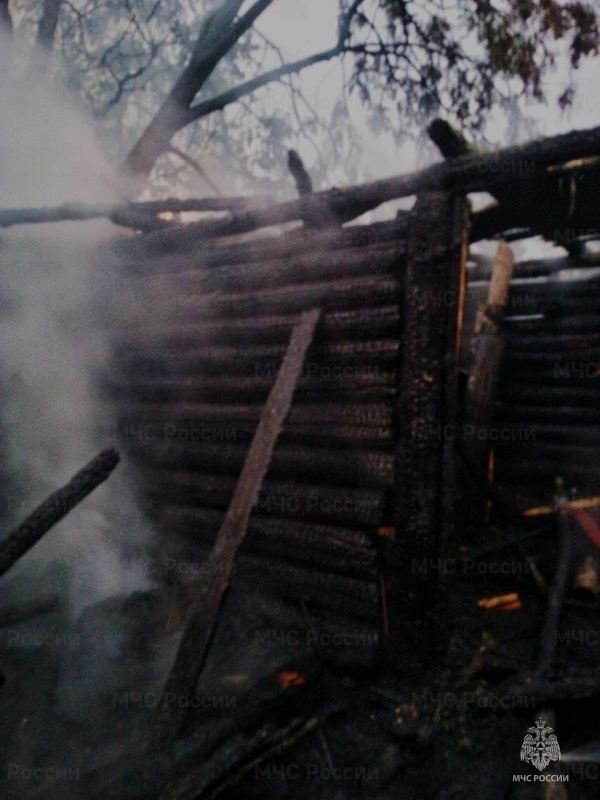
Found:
<box><xmin>372</xmin><ymin>0</ymin><xmax>599</xmax><ymax>135</ymax></box>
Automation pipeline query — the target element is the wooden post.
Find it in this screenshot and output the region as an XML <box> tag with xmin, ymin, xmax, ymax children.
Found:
<box><xmin>384</xmin><ymin>191</ymin><xmax>468</xmax><ymax>673</ymax></box>
<box><xmin>465</xmin><ymin>242</ymin><xmax>514</xmax><ymax>458</ymax></box>
<box><xmin>462</xmin><ymin>242</ymin><xmax>514</xmax><ymax>522</ymax></box>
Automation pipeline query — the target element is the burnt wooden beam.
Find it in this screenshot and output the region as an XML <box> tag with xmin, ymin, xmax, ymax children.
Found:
<box><xmin>117</xmin><ymin>215</ymin><xmax>409</xmax><ymax>263</ymax></box>
<box><xmin>427</xmin><ymin>118</ymin><xmax>479</xmax><ymax>159</ymax></box>
<box><xmin>157</xmin><ymin>505</ymin><xmax>377</xmax><ymax>579</ymax></box>
<box><xmin>0</xmin><ymin>196</ymin><xmax>273</xmax><ymax>230</ymax></box>
<box><xmin>127</xmin><ymin>439</ymin><xmax>394</xmax><ymax>488</ymax></box>
<box><xmin>384</xmin><ymin>191</ymin><xmax>469</xmax><ymax>673</ymax></box>
<box><xmin>134</xmin><ymin>242</ymin><xmax>405</xmax><ymax>296</ymax></box>
<box><xmin>116</xmin><ymin>338</ymin><xmax>399</xmax><ymax>379</ymax></box>
<box><xmin>118</xmin><ymin>305</ymin><xmax>401</xmax><ymax>350</ymax></box>
<box><xmin>116</xmin><ymin>399</ymin><xmax>393</xmax><ymax>427</ymax></box>
<box><xmin>129</xmin><ymin>123</ymin><xmax>600</xmax><ymax>244</ymax></box>
<box><xmin>142</xmin><ymin>470</ymin><xmax>386</xmax><ymax>527</ymax></box>
<box><xmin>149</xmin><ymin>308</ymin><xmax>321</xmax><ymax>749</ymax></box>
<box><xmin>140</xmin><ymin>275</ymin><xmax>402</xmax><ymax>321</ymax></box>
<box><xmin>0</xmin><ymin>449</ymin><xmax>120</xmax><ymax>578</ymax></box>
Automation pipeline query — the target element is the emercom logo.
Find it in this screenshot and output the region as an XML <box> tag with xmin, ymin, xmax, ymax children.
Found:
<box><xmin>513</xmin><ymin>718</ymin><xmax>568</xmax><ymax>784</ymax></box>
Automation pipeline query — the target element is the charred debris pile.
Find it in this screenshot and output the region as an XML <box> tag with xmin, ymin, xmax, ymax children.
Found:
<box><xmin>1</xmin><ymin>122</ymin><xmax>600</xmax><ymax>798</ymax></box>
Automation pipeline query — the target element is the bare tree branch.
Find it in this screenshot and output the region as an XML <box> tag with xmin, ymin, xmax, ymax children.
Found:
<box><xmin>122</xmin><ymin>0</ymin><xmax>366</xmax><ymax>190</ymax></box>
<box><xmin>167</xmin><ymin>145</ymin><xmax>223</xmax><ymax>195</ymax></box>
<box><xmin>185</xmin><ymin>45</ymin><xmax>344</xmax><ymax>124</ymax></box>
<box><xmin>123</xmin><ymin>0</ymin><xmax>276</xmax><ymax>186</ymax></box>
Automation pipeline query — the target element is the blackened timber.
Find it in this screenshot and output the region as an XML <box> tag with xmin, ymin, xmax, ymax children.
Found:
<box><xmin>0</xmin><ymin>449</ymin><xmax>120</xmax><ymax>578</ymax></box>
<box><xmin>495</xmin><ymin>458</ymin><xmax>600</xmax><ymax>483</ymax></box>
<box><xmin>497</xmin><ymin>405</ymin><xmax>600</xmax><ymax>425</ymax></box>
<box><xmin>127</xmin><ymin>440</ymin><xmax>394</xmax><ymax>488</ymax></box>
<box><xmin>503</xmin><ymin>332</ymin><xmax>600</xmax><ymax>352</ymax></box>
<box><xmin>117</xmin><ymin>338</ymin><xmax>399</xmax><ymax>378</ymax></box>
<box><xmin>117</xmin><ymin>216</ymin><xmax>409</xmax><ymax>263</ymax></box>
<box><xmin>242</xmin><ymin>554</ymin><xmax>380</xmax><ymax>618</ymax></box>
<box><xmin>117</xmin><ymin>400</ymin><xmax>393</xmax><ymax>427</ymax></box>
<box><xmin>0</xmin><ymin>196</ymin><xmax>274</xmax><ymax>229</ymax></box>
<box><xmin>149</xmin><ymin>309</ymin><xmax>320</xmax><ymax>748</ymax></box>
<box><xmin>112</xmin><ymin>419</ymin><xmax>393</xmax><ymax>448</ymax></box>
<box><xmin>386</xmin><ymin>191</ymin><xmax>468</xmax><ymax>671</ymax></box>
<box><xmin>146</xmin><ymin>275</ymin><xmax>402</xmax><ymax>320</ymax></box>
<box><xmin>502</xmin><ymin>314</ymin><xmax>600</xmax><ymax>335</ymax></box>
<box><xmin>122</xmin><ymin>123</ymin><xmax>600</xmax><ymax>245</ymax></box>
<box><xmin>143</xmin><ymin>470</ymin><xmax>386</xmax><ymax>527</ymax></box>
<box><xmin>497</xmin><ymin>386</ymin><xmax>600</xmax><ymax>408</ymax></box>
<box><xmin>119</xmin><ymin>306</ymin><xmax>401</xmax><ymax>349</ymax></box>
<box><xmin>157</xmin><ymin>506</ymin><xmax>378</xmax><ymax>578</ymax></box>
<box><xmin>111</xmin><ymin>370</ymin><xmax>397</xmax><ymax>404</ymax></box>
<box><xmin>140</xmin><ymin>243</ymin><xmax>405</xmax><ymax>295</ymax></box>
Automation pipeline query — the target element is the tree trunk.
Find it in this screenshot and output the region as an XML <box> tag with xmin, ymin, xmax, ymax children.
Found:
<box><xmin>122</xmin><ymin>0</ymin><xmax>273</xmax><ymax>191</ymax></box>
<box><xmin>36</xmin><ymin>0</ymin><xmax>62</xmax><ymax>50</ymax></box>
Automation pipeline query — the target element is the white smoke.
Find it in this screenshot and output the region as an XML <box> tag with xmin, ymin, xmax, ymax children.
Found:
<box><xmin>0</xmin><ymin>30</ymin><xmax>152</xmax><ymax>615</ymax></box>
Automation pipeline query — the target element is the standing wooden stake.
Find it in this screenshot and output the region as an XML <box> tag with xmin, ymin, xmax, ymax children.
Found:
<box><xmin>149</xmin><ymin>308</ymin><xmax>321</xmax><ymax>749</ymax></box>
<box><xmin>465</xmin><ymin>242</ymin><xmax>514</xmax><ymax>470</ymax></box>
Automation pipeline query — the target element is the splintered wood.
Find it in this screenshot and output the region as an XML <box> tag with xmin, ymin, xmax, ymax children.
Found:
<box><xmin>149</xmin><ymin>308</ymin><xmax>321</xmax><ymax>749</ymax></box>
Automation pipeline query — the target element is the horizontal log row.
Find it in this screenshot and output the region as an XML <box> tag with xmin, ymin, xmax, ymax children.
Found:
<box><xmin>115</xmin><ymin>338</ymin><xmax>400</xmax><ymax>379</ymax></box>
<box><xmin>503</xmin><ymin>331</ymin><xmax>600</xmax><ymax>351</ymax></box>
<box><xmin>497</xmin><ymin>386</ymin><xmax>600</xmax><ymax>408</ymax></box>
<box><xmin>126</xmin><ymin>439</ymin><xmax>394</xmax><ymax>488</ymax></box>
<box><xmin>494</xmin><ymin>457</ymin><xmax>600</xmax><ymax>483</ymax></box>
<box><xmin>167</xmin><ymin>545</ymin><xmax>381</xmax><ymax>620</ymax></box>
<box><xmin>109</xmin><ymin>370</ymin><xmax>397</xmax><ymax>404</ymax></box>
<box><xmin>114</xmin><ymin>219</ymin><xmax>403</xmax><ymax>624</ymax></box>
<box><xmin>490</xmin><ymin>267</ymin><xmax>600</xmax><ymax>503</ymax></box>
<box><xmin>496</xmin><ymin>405</ymin><xmax>600</xmax><ymax>425</ymax></box>
<box><xmin>141</xmin><ymin>469</ymin><xmax>387</xmax><ymax>527</ymax></box>
<box><xmin>239</xmin><ymin>553</ymin><xmax>380</xmax><ymax>620</ymax></box>
<box><xmin>137</xmin><ymin>274</ymin><xmax>403</xmax><ymax>322</ymax></box>
<box><xmin>504</xmin><ymin>348</ymin><xmax>600</xmax><ymax>368</ymax></box>
<box><xmin>116</xmin><ymin>215</ymin><xmax>409</xmax><ymax>264</ymax></box>
<box><xmin>491</xmin><ymin>442</ymin><xmax>600</xmax><ymax>462</ymax></box>
<box><xmin>137</xmin><ymin>243</ymin><xmax>405</xmax><ymax>298</ymax></box>
<box><xmin>116</xmin><ymin>401</ymin><xmax>394</xmax><ymax>428</ymax></box>
<box><xmin>156</xmin><ymin>505</ymin><xmax>378</xmax><ymax>579</ymax></box>
<box><xmin>502</xmin><ymin>314</ymin><xmax>600</xmax><ymax>335</ymax></box>
<box><xmin>118</xmin><ymin>305</ymin><xmax>401</xmax><ymax>349</ymax></box>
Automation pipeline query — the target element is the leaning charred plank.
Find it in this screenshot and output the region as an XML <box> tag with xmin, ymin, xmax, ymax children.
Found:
<box><xmin>0</xmin><ymin>449</ymin><xmax>119</xmax><ymax>578</ymax></box>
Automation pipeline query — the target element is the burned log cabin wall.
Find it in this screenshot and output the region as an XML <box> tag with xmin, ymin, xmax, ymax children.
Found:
<box><xmin>109</xmin><ymin>198</ymin><xmax>468</xmax><ymax>659</ymax></box>
<box><xmin>467</xmin><ymin>253</ymin><xmax>600</xmax><ymax>507</ymax></box>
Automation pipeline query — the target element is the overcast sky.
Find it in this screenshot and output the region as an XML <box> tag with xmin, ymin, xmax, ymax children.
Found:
<box><xmin>254</xmin><ymin>0</ymin><xmax>600</xmax><ymax>181</ymax></box>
